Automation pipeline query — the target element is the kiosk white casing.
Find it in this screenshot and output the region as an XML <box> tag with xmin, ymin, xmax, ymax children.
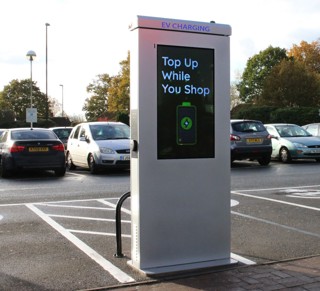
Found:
<box><xmin>129</xmin><ymin>16</ymin><xmax>233</xmax><ymax>274</ymax></box>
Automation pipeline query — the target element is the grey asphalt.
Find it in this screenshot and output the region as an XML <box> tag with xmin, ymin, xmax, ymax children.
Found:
<box><xmin>83</xmin><ymin>255</ymin><xmax>320</xmax><ymax>290</ymax></box>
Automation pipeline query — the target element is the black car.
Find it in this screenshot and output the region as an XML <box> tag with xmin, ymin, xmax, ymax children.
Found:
<box><xmin>230</xmin><ymin>119</ymin><xmax>272</xmax><ymax>166</ymax></box>
<box><xmin>0</xmin><ymin>128</ymin><xmax>66</xmax><ymax>178</ymax></box>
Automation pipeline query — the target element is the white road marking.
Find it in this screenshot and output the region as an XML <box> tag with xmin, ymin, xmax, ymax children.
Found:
<box><xmin>37</xmin><ymin>203</ymin><xmax>114</xmax><ymax>211</ymax></box>
<box><xmin>231</xmin><ymin>199</ymin><xmax>239</xmax><ymax>207</ymax></box>
<box><xmin>236</xmin><ymin>184</ymin><xmax>320</xmax><ymax>192</ymax></box>
<box><xmin>68</xmin><ymin>229</ymin><xmax>131</xmax><ymax>238</ymax></box>
<box><xmin>98</xmin><ymin>199</ymin><xmax>131</xmax><ymax>215</ymax></box>
<box><xmin>232</xmin><ymin>191</ymin><xmax>320</xmax><ymax>211</ymax></box>
<box><xmin>232</xmin><ymin>211</ymin><xmax>320</xmax><ymax>238</ymax></box>
<box><xmin>47</xmin><ymin>213</ymin><xmax>130</xmax><ymax>223</ymax></box>
<box><xmin>231</xmin><ymin>253</ymin><xmax>256</xmax><ymax>265</ymax></box>
<box><xmin>26</xmin><ymin>203</ymin><xmax>135</xmax><ymax>283</ymax></box>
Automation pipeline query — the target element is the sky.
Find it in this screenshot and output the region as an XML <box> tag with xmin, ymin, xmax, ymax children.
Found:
<box><xmin>1</xmin><ymin>0</ymin><xmax>319</xmax><ymax>118</ymax></box>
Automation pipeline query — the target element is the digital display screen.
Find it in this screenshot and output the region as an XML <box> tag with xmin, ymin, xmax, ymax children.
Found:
<box><xmin>157</xmin><ymin>45</ymin><xmax>215</xmax><ymax>159</ymax></box>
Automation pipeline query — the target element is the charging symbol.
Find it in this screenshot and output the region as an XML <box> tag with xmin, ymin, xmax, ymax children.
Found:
<box><xmin>176</xmin><ymin>102</ymin><xmax>197</xmax><ymax>145</ymax></box>
<box><xmin>181</xmin><ymin>117</ymin><xmax>193</xmax><ymax>130</ymax></box>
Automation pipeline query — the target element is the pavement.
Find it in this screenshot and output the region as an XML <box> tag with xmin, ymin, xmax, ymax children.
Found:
<box><xmin>90</xmin><ymin>255</ymin><xmax>320</xmax><ymax>291</ymax></box>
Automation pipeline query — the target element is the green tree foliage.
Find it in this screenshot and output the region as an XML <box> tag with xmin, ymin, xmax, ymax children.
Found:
<box><xmin>237</xmin><ymin>46</ymin><xmax>288</xmax><ymax>103</ymax></box>
<box><xmin>0</xmin><ymin>79</ymin><xmax>51</xmax><ymax>121</ymax></box>
<box><xmin>83</xmin><ymin>52</ymin><xmax>130</xmax><ymax>121</ymax></box>
<box><xmin>259</xmin><ymin>59</ymin><xmax>320</xmax><ymax>107</ymax></box>
<box><xmin>83</xmin><ymin>74</ymin><xmax>112</xmax><ymax>121</ymax></box>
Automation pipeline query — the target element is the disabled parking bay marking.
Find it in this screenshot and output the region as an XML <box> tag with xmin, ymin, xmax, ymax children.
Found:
<box><xmin>26</xmin><ymin>203</ymin><xmax>135</xmax><ymax>284</ymax></box>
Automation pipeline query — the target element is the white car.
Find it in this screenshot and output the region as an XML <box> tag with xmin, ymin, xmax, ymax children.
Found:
<box><xmin>66</xmin><ymin>122</ymin><xmax>130</xmax><ymax>173</ymax></box>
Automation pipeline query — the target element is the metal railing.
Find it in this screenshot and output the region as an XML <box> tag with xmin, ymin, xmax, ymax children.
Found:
<box><xmin>114</xmin><ymin>191</ymin><xmax>131</xmax><ymax>258</ymax></box>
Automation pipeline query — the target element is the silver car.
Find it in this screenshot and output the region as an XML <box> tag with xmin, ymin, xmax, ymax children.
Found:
<box><xmin>302</xmin><ymin>123</ymin><xmax>320</xmax><ymax>137</ymax></box>
<box><xmin>265</xmin><ymin>123</ymin><xmax>320</xmax><ymax>163</ymax></box>
<box><xmin>66</xmin><ymin>122</ymin><xmax>130</xmax><ymax>173</ymax></box>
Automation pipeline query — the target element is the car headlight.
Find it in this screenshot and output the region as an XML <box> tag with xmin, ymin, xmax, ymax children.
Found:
<box><xmin>292</xmin><ymin>142</ymin><xmax>308</xmax><ymax>148</ymax></box>
<box><xmin>100</xmin><ymin>147</ymin><xmax>116</xmax><ymax>154</ymax></box>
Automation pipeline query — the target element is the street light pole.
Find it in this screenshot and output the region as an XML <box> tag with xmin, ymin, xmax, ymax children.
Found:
<box><xmin>59</xmin><ymin>84</ymin><xmax>64</xmax><ymax>117</ymax></box>
<box><xmin>45</xmin><ymin>23</ymin><xmax>50</xmax><ymax>121</ymax></box>
<box><xmin>26</xmin><ymin>50</ymin><xmax>36</xmax><ymax>128</ymax></box>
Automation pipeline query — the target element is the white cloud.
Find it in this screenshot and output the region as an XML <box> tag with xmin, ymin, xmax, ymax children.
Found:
<box><xmin>1</xmin><ymin>0</ymin><xmax>319</xmax><ymax>116</ymax></box>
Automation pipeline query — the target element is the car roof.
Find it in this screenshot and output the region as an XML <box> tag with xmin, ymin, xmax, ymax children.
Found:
<box><xmin>230</xmin><ymin>119</ymin><xmax>262</xmax><ymax>123</ymax></box>
<box><xmin>265</xmin><ymin>123</ymin><xmax>297</xmax><ymax>126</ymax></box>
<box><xmin>49</xmin><ymin>126</ymin><xmax>73</xmax><ymax>129</ymax></box>
<box><xmin>6</xmin><ymin>127</ymin><xmax>53</xmax><ymax>131</ymax></box>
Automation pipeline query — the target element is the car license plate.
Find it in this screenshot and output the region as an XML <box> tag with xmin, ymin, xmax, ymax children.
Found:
<box><xmin>29</xmin><ymin>147</ymin><xmax>49</xmax><ymax>152</ymax></box>
<box><xmin>246</xmin><ymin>138</ymin><xmax>263</xmax><ymax>144</ymax></box>
<box><xmin>120</xmin><ymin>155</ymin><xmax>130</xmax><ymax>160</ymax></box>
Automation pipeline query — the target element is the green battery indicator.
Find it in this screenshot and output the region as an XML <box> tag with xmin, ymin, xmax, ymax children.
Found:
<box><xmin>176</xmin><ymin>102</ymin><xmax>197</xmax><ymax>145</ymax></box>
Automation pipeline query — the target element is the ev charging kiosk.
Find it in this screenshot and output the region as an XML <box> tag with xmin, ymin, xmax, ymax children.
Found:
<box><xmin>129</xmin><ymin>16</ymin><xmax>233</xmax><ymax>274</ymax></box>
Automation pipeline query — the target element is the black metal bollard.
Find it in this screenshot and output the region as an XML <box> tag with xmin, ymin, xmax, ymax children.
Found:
<box><xmin>114</xmin><ymin>191</ymin><xmax>131</xmax><ymax>258</ymax></box>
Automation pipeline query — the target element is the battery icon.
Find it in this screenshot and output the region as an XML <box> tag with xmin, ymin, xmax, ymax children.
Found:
<box><xmin>176</xmin><ymin>102</ymin><xmax>197</xmax><ymax>145</ymax></box>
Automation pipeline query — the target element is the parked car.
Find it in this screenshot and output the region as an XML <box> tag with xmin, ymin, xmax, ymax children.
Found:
<box><xmin>66</xmin><ymin>122</ymin><xmax>130</xmax><ymax>173</ymax></box>
<box><xmin>302</xmin><ymin>123</ymin><xmax>320</xmax><ymax>137</ymax></box>
<box><xmin>264</xmin><ymin>123</ymin><xmax>320</xmax><ymax>163</ymax></box>
<box><xmin>0</xmin><ymin>128</ymin><xmax>66</xmax><ymax>178</ymax></box>
<box><xmin>230</xmin><ymin>119</ymin><xmax>272</xmax><ymax>165</ymax></box>
<box><xmin>0</xmin><ymin>129</ymin><xmax>6</xmax><ymax>136</ymax></box>
<box><xmin>49</xmin><ymin>126</ymin><xmax>73</xmax><ymax>149</ymax></box>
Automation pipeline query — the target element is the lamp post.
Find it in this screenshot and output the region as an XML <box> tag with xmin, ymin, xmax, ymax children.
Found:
<box><xmin>26</xmin><ymin>50</ymin><xmax>36</xmax><ymax>128</ymax></box>
<box><xmin>45</xmin><ymin>23</ymin><xmax>50</xmax><ymax>121</ymax></box>
<box><xmin>59</xmin><ymin>84</ymin><xmax>64</xmax><ymax>117</ymax></box>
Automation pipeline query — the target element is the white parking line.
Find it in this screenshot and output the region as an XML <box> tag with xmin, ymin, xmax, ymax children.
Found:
<box><xmin>47</xmin><ymin>213</ymin><xmax>130</xmax><ymax>223</ymax></box>
<box><xmin>232</xmin><ymin>191</ymin><xmax>320</xmax><ymax>211</ymax></box>
<box><xmin>232</xmin><ymin>210</ymin><xmax>320</xmax><ymax>238</ymax></box>
<box><xmin>68</xmin><ymin>229</ymin><xmax>131</xmax><ymax>238</ymax></box>
<box><xmin>231</xmin><ymin>253</ymin><xmax>256</xmax><ymax>265</ymax></box>
<box><xmin>26</xmin><ymin>203</ymin><xmax>135</xmax><ymax>283</ymax></box>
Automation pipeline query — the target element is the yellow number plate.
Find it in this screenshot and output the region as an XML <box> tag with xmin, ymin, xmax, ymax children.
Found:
<box><xmin>246</xmin><ymin>138</ymin><xmax>263</xmax><ymax>144</ymax></box>
<box><xmin>29</xmin><ymin>147</ymin><xmax>49</xmax><ymax>152</ymax></box>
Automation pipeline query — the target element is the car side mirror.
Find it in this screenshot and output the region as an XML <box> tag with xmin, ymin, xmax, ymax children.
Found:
<box><xmin>85</xmin><ymin>135</ymin><xmax>90</xmax><ymax>143</ymax></box>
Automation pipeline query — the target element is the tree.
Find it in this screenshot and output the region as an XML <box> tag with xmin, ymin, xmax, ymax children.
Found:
<box><xmin>83</xmin><ymin>52</ymin><xmax>130</xmax><ymax>121</ymax></box>
<box><xmin>258</xmin><ymin>59</ymin><xmax>320</xmax><ymax>107</ymax></box>
<box><xmin>237</xmin><ymin>46</ymin><xmax>288</xmax><ymax>103</ymax></box>
<box><xmin>107</xmin><ymin>52</ymin><xmax>130</xmax><ymax>114</ymax></box>
<box><xmin>83</xmin><ymin>74</ymin><xmax>112</xmax><ymax>121</ymax></box>
<box><xmin>230</xmin><ymin>81</ymin><xmax>241</xmax><ymax>109</ymax></box>
<box><xmin>0</xmin><ymin>79</ymin><xmax>52</xmax><ymax>121</ymax></box>
<box><xmin>288</xmin><ymin>40</ymin><xmax>320</xmax><ymax>73</ymax></box>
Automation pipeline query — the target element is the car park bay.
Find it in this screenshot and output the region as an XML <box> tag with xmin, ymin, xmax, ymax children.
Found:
<box><xmin>0</xmin><ymin>163</ymin><xmax>320</xmax><ymax>289</ymax></box>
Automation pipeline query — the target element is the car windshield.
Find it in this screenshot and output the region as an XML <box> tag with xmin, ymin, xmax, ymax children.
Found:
<box><xmin>11</xmin><ymin>130</ymin><xmax>57</xmax><ymax>140</ymax></box>
<box><xmin>275</xmin><ymin>125</ymin><xmax>312</xmax><ymax>137</ymax></box>
<box><xmin>53</xmin><ymin>128</ymin><xmax>72</xmax><ymax>139</ymax></box>
<box><xmin>232</xmin><ymin>121</ymin><xmax>266</xmax><ymax>133</ymax></box>
<box><xmin>90</xmin><ymin>124</ymin><xmax>130</xmax><ymax>140</ymax></box>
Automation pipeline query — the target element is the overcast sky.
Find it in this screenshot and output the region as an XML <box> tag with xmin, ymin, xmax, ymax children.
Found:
<box><xmin>1</xmin><ymin>0</ymin><xmax>319</xmax><ymax>117</ymax></box>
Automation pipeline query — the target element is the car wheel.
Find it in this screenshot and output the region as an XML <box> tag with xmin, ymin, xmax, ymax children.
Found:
<box><xmin>279</xmin><ymin>147</ymin><xmax>292</xmax><ymax>163</ymax></box>
<box><xmin>66</xmin><ymin>152</ymin><xmax>76</xmax><ymax>170</ymax></box>
<box><xmin>88</xmin><ymin>154</ymin><xmax>98</xmax><ymax>174</ymax></box>
<box><xmin>315</xmin><ymin>158</ymin><xmax>320</xmax><ymax>163</ymax></box>
<box><xmin>54</xmin><ymin>167</ymin><xmax>66</xmax><ymax>177</ymax></box>
<box><xmin>0</xmin><ymin>158</ymin><xmax>11</xmax><ymax>178</ymax></box>
<box><xmin>258</xmin><ymin>156</ymin><xmax>271</xmax><ymax>166</ymax></box>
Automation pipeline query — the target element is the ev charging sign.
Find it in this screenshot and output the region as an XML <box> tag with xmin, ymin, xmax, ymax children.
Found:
<box><xmin>129</xmin><ymin>16</ymin><xmax>232</xmax><ymax>274</ymax></box>
<box><xmin>157</xmin><ymin>45</ymin><xmax>214</xmax><ymax>159</ymax></box>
